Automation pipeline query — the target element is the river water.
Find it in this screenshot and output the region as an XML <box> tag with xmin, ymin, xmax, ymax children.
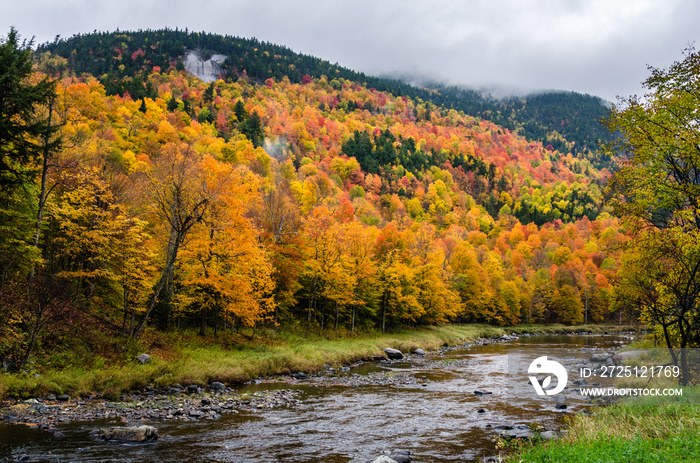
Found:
<box><xmin>0</xmin><ymin>333</ymin><xmax>632</xmax><ymax>462</ymax></box>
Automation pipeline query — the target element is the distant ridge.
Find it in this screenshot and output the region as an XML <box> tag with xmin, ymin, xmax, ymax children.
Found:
<box><xmin>38</xmin><ymin>28</ymin><xmax>614</xmax><ymax>167</ymax></box>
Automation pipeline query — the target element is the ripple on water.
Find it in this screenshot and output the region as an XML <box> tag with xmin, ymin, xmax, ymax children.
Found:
<box><xmin>0</xmin><ymin>333</ymin><xmax>636</xmax><ymax>462</ymax></box>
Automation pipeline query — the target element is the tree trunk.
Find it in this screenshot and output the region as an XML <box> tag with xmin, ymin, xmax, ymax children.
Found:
<box><xmin>21</xmin><ymin>304</ymin><xmax>44</xmax><ymax>369</ymax></box>
<box><xmin>200</xmin><ymin>306</ymin><xmax>207</xmax><ymax>336</ymax></box>
<box><xmin>133</xmin><ymin>230</ymin><xmax>182</xmax><ymax>338</ymax></box>
<box><xmin>381</xmin><ymin>294</ymin><xmax>387</xmax><ymax>334</ymax></box>
<box><xmin>334</xmin><ymin>301</ymin><xmax>339</xmax><ymax>330</ymax></box>
<box><xmin>30</xmin><ymin>99</ymin><xmax>56</xmax><ymax>281</ymax></box>
<box><xmin>307</xmin><ymin>276</ymin><xmax>317</xmax><ymax>331</ymax></box>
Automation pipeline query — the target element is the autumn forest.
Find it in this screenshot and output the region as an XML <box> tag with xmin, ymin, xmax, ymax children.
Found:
<box><xmin>1</xmin><ymin>29</ymin><xmax>636</xmax><ymax>372</ymax></box>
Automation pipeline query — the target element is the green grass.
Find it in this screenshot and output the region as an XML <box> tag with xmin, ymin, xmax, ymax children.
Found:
<box><xmin>509</xmin><ymin>385</ymin><xmax>700</xmax><ymax>462</ymax></box>
<box><xmin>0</xmin><ymin>323</ymin><xmax>636</xmax><ymax>400</ymax></box>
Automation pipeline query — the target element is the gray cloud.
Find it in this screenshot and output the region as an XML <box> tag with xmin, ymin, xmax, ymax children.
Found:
<box><xmin>3</xmin><ymin>0</ymin><xmax>699</xmax><ymax>101</ymax></box>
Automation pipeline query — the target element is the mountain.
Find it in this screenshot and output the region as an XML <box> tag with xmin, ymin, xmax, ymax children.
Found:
<box><xmin>37</xmin><ymin>29</ymin><xmax>614</xmax><ymax>168</ymax></box>
<box><xmin>0</xmin><ymin>27</ymin><xmax>632</xmax><ymax>369</ymax></box>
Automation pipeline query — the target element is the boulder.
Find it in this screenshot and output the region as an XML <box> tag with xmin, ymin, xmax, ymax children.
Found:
<box><xmin>98</xmin><ymin>425</ymin><xmax>159</xmax><ymax>442</ymax></box>
<box><xmin>413</xmin><ymin>348</ymin><xmax>426</xmax><ymax>356</ymax></box>
<box><xmin>555</xmin><ymin>402</ymin><xmax>567</xmax><ymax>410</ymax></box>
<box><xmin>389</xmin><ymin>450</ymin><xmax>412</xmax><ymax>463</ymax></box>
<box><xmin>291</xmin><ymin>372</ymin><xmax>308</xmax><ymax>380</ymax></box>
<box><xmin>210</xmin><ymin>381</ymin><xmax>226</xmax><ymax>391</ymax></box>
<box><xmin>500</xmin><ymin>428</ymin><xmax>535</xmax><ymax>440</ymax></box>
<box><xmin>493</xmin><ymin>425</ymin><xmax>514</xmax><ymax>430</ymax></box>
<box><xmin>539</xmin><ymin>430</ymin><xmax>557</xmax><ymax>440</ymax></box>
<box><xmin>372</xmin><ymin>457</ymin><xmax>398</xmax><ymax>463</ymax></box>
<box><xmin>590</xmin><ymin>353</ymin><xmax>611</xmax><ymax>363</ymax></box>
<box><xmin>384</xmin><ymin>348</ymin><xmax>404</xmax><ymax>360</ymax></box>
<box><xmin>134</xmin><ymin>353</ymin><xmax>151</xmax><ymax>365</ymax></box>
<box><xmin>474</xmin><ymin>390</ymin><xmax>493</xmax><ymax>396</ymax></box>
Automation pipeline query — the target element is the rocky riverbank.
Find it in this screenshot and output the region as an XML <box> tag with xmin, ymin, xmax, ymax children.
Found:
<box><xmin>0</xmin><ymin>329</ymin><xmax>637</xmax><ymax>456</ymax></box>
<box><xmin>0</xmin><ymin>385</ymin><xmax>302</xmax><ymax>440</ymax></box>
<box><xmin>0</xmin><ymin>332</ymin><xmax>526</xmax><ymax>432</ymax></box>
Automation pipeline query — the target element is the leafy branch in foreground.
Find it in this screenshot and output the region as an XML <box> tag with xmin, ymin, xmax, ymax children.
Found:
<box><xmin>606</xmin><ymin>47</ymin><xmax>700</xmax><ymax>384</ymax></box>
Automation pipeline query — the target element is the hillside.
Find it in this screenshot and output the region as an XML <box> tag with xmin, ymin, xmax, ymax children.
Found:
<box><xmin>37</xmin><ymin>29</ymin><xmax>614</xmax><ymax>166</ymax></box>
<box><xmin>0</xmin><ymin>28</ymin><xmax>633</xmax><ymax>372</ymax></box>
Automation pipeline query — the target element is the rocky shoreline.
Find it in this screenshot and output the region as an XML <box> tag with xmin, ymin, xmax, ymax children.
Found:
<box><xmin>0</xmin><ymin>330</ymin><xmax>637</xmax><ymax>457</ymax></box>
<box><xmin>0</xmin><ymin>333</ymin><xmax>527</xmax><ymax>434</ymax></box>
<box><xmin>0</xmin><ymin>386</ymin><xmax>302</xmax><ymax>440</ymax></box>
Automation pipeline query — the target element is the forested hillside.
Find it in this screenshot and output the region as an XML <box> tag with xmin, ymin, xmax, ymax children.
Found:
<box><xmin>1</xmin><ymin>29</ymin><xmax>633</xmax><ymax>370</ymax></box>
<box><xmin>38</xmin><ymin>30</ymin><xmax>614</xmax><ymax>164</ymax></box>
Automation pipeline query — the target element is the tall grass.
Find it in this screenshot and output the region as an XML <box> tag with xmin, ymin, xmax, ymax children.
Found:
<box><xmin>510</xmin><ymin>379</ymin><xmax>700</xmax><ymax>461</ymax></box>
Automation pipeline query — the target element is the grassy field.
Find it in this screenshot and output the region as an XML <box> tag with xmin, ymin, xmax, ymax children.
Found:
<box><xmin>0</xmin><ymin>323</ymin><xmax>634</xmax><ymax>400</ymax></box>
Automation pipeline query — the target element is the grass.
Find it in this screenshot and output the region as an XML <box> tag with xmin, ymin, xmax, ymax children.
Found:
<box><xmin>0</xmin><ymin>323</ymin><xmax>636</xmax><ymax>400</ymax></box>
<box><xmin>509</xmin><ymin>389</ymin><xmax>700</xmax><ymax>462</ymax></box>
<box><xmin>508</xmin><ymin>334</ymin><xmax>699</xmax><ymax>463</ymax></box>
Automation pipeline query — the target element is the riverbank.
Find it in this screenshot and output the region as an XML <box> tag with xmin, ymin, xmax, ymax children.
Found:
<box><xmin>0</xmin><ymin>323</ymin><xmax>635</xmax><ymax>401</ymax></box>
<box><xmin>508</xmin><ymin>336</ymin><xmax>700</xmax><ymax>463</ymax></box>
<box><xmin>508</xmin><ymin>387</ymin><xmax>700</xmax><ymax>462</ymax></box>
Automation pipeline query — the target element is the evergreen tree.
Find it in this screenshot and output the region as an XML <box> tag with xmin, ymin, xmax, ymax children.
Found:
<box><xmin>240</xmin><ymin>111</ymin><xmax>264</xmax><ymax>148</ymax></box>
<box><xmin>233</xmin><ymin>99</ymin><xmax>247</xmax><ymax>122</ymax></box>
<box><xmin>0</xmin><ymin>27</ymin><xmax>58</xmax><ymax>189</ymax></box>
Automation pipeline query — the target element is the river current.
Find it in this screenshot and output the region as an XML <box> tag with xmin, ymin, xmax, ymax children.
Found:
<box><xmin>0</xmin><ymin>333</ymin><xmax>632</xmax><ymax>462</ymax></box>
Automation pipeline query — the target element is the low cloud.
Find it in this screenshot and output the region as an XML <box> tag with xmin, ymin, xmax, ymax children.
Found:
<box><xmin>3</xmin><ymin>0</ymin><xmax>699</xmax><ymax>101</ymax></box>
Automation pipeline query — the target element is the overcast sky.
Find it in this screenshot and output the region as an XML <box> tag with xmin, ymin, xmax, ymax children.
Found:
<box><xmin>3</xmin><ymin>0</ymin><xmax>699</xmax><ymax>102</ymax></box>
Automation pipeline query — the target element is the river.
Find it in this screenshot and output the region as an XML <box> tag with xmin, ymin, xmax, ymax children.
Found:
<box><xmin>0</xmin><ymin>333</ymin><xmax>632</xmax><ymax>462</ymax></box>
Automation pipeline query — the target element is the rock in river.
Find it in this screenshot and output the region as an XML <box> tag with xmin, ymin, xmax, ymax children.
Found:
<box><xmin>97</xmin><ymin>425</ymin><xmax>159</xmax><ymax>443</ymax></box>
<box><xmin>210</xmin><ymin>381</ymin><xmax>226</xmax><ymax>391</ymax></box>
<box><xmin>372</xmin><ymin>457</ymin><xmax>398</xmax><ymax>463</ymax></box>
<box><xmin>389</xmin><ymin>449</ymin><xmax>412</xmax><ymax>463</ymax></box>
<box><xmin>590</xmin><ymin>353</ymin><xmax>611</xmax><ymax>363</ymax></box>
<box><xmin>384</xmin><ymin>348</ymin><xmax>404</xmax><ymax>360</ymax></box>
